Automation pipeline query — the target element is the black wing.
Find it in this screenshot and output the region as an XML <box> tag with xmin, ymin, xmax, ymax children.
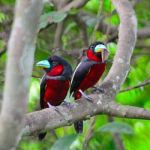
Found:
<box><xmin>40</xmin><ymin>74</ymin><xmax>47</xmax><ymax>109</ymax></box>
<box><xmin>70</xmin><ymin>57</ymin><xmax>98</xmax><ymax>94</ymax></box>
<box><xmin>39</xmin><ymin>74</ymin><xmax>47</xmax><ymax>140</ymax></box>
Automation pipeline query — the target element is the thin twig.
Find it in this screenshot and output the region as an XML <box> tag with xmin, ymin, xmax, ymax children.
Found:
<box><xmin>108</xmin><ymin>116</ymin><xmax>125</xmax><ymax>150</ymax></box>
<box><xmin>83</xmin><ymin>117</ymin><xmax>96</xmax><ymax>150</ymax></box>
<box><xmin>0</xmin><ymin>48</ymin><xmax>6</xmax><ymax>57</ymax></box>
<box><xmin>90</xmin><ymin>0</ymin><xmax>104</xmax><ymax>43</ymax></box>
<box><xmin>74</xmin><ymin>15</ymin><xmax>89</xmax><ymax>46</ymax></box>
<box><xmin>31</xmin><ymin>75</ymin><xmax>41</xmax><ymax>79</ymax></box>
<box><xmin>93</xmin><ymin>78</ymin><xmax>150</xmax><ymax>93</ymax></box>
<box><xmin>120</xmin><ymin>79</ymin><xmax>150</xmax><ymax>93</ymax></box>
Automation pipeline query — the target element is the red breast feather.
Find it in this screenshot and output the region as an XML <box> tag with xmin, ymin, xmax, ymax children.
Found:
<box><xmin>44</xmin><ymin>64</ymin><xmax>70</xmax><ymax>106</ymax></box>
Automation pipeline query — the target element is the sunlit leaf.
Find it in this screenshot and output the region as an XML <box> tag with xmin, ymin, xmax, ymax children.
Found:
<box><xmin>39</xmin><ymin>11</ymin><xmax>67</xmax><ymax>29</ymax></box>
<box><xmin>99</xmin><ymin>122</ymin><xmax>134</xmax><ymax>135</ymax></box>
<box><xmin>51</xmin><ymin>134</ymin><xmax>77</xmax><ymax>150</ymax></box>
<box><xmin>103</xmin><ymin>0</ymin><xmax>111</xmax><ymax>12</ymax></box>
<box><xmin>85</xmin><ymin>0</ymin><xmax>99</xmax><ymax>13</ymax></box>
<box><xmin>64</xmin><ymin>22</ymin><xmax>76</xmax><ymax>34</ymax></box>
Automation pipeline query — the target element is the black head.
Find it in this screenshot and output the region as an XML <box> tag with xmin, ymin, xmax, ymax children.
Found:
<box><xmin>89</xmin><ymin>41</ymin><xmax>106</xmax><ymax>51</ymax></box>
<box><xmin>36</xmin><ymin>55</ymin><xmax>72</xmax><ymax>78</ymax></box>
<box><xmin>88</xmin><ymin>41</ymin><xmax>109</xmax><ymax>62</ymax></box>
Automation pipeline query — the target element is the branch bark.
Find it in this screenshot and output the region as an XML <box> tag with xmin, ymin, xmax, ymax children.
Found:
<box><xmin>62</xmin><ymin>0</ymin><xmax>89</xmax><ymax>12</ymax></box>
<box><xmin>101</xmin><ymin>0</ymin><xmax>137</xmax><ymax>93</ymax></box>
<box><xmin>0</xmin><ymin>0</ymin><xmax>43</xmax><ymax>150</ymax></box>
<box><xmin>137</xmin><ymin>28</ymin><xmax>150</xmax><ymax>39</ymax></box>
<box><xmin>74</xmin><ymin>15</ymin><xmax>89</xmax><ymax>46</ymax></box>
<box><xmin>108</xmin><ymin>116</ymin><xmax>125</xmax><ymax>150</ymax></box>
<box><xmin>54</xmin><ymin>0</ymin><xmax>67</xmax><ymax>49</ymax></box>
<box><xmin>23</xmin><ymin>95</ymin><xmax>150</xmax><ymax>136</ymax></box>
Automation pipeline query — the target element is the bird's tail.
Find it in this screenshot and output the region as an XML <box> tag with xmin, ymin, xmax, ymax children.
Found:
<box><xmin>74</xmin><ymin>121</ymin><xmax>83</xmax><ymax>133</ymax></box>
<box><xmin>38</xmin><ymin>132</ymin><xmax>47</xmax><ymax>140</ymax></box>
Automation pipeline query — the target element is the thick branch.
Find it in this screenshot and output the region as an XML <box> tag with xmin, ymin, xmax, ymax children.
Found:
<box><xmin>74</xmin><ymin>15</ymin><xmax>89</xmax><ymax>46</ymax></box>
<box><xmin>54</xmin><ymin>22</ymin><xmax>64</xmax><ymax>49</ymax></box>
<box><xmin>137</xmin><ymin>28</ymin><xmax>150</xmax><ymax>39</ymax></box>
<box><xmin>62</xmin><ymin>0</ymin><xmax>89</xmax><ymax>12</ymax></box>
<box><xmin>0</xmin><ymin>1</ymin><xmax>43</xmax><ymax>150</ymax></box>
<box><xmin>53</xmin><ymin>0</ymin><xmax>67</xmax><ymax>49</ymax></box>
<box><xmin>23</xmin><ymin>94</ymin><xmax>150</xmax><ymax>135</ymax></box>
<box><xmin>101</xmin><ymin>0</ymin><xmax>137</xmax><ymax>93</ymax></box>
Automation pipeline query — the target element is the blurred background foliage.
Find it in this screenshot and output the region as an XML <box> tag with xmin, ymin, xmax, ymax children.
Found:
<box><xmin>0</xmin><ymin>0</ymin><xmax>150</xmax><ymax>150</ymax></box>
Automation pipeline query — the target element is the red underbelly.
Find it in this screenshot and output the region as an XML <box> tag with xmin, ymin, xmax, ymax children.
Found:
<box><xmin>44</xmin><ymin>80</ymin><xmax>70</xmax><ymax>106</ymax></box>
<box><xmin>75</xmin><ymin>63</ymin><xmax>105</xmax><ymax>99</ymax></box>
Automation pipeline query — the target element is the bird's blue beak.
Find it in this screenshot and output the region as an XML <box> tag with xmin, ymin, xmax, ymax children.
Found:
<box><xmin>36</xmin><ymin>60</ymin><xmax>51</xmax><ymax>68</ymax></box>
<box><xmin>94</xmin><ymin>44</ymin><xmax>106</xmax><ymax>53</ymax></box>
<box><xmin>94</xmin><ymin>44</ymin><xmax>109</xmax><ymax>63</ymax></box>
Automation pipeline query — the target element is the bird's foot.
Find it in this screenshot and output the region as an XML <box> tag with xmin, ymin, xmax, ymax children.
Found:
<box><xmin>61</xmin><ymin>101</ymin><xmax>73</xmax><ymax>109</ymax></box>
<box><xmin>79</xmin><ymin>89</ymin><xmax>93</xmax><ymax>103</ymax></box>
<box><xmin>93</xmin><ymin>86</ymin><xmax>105</xmax><ymax>93</ymax></box>
<box><xmin>47</xmin><ymin>102</ymin><xmax>60</xmax><ymax>114</ymax></box>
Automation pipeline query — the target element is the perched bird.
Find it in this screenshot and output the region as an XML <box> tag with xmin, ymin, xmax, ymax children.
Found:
<box><xmin>36</xmin><ymin>55</ymin><xmax>72</xmax><ymax>140</ymax></box>
<box><xmin>70</xmin><ymin>41</ymin><xmax>109</xmax><ymax>133</ymax></box>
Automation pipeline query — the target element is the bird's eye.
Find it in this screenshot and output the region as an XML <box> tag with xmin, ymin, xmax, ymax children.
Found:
<box><xmin>90</xmin><ymin>45</ymin><xmax>94</xmax><ymax>50</ymax></box>
<box><xmin>52</xmin><ymin>62</ymin><xmax>58</xmax><ymax>66</ymax></box>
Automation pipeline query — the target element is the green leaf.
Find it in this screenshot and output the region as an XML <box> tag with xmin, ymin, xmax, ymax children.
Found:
<box><xmin>69</xmin><ymin>8</ymin><xmax>78</xmax><ymax>15</ymax></box>
<box><xmin>103</xmin><ymin>0</ymin><xmax>111</xmax><ymax>12</ymax></box>
<box><xmin>39</xmin><ymin>11</ymin><xmax>67</xmax><ymax>29</ymax></box>
<box><xmin>0</xmin><ymin>11</ymin><xmax>8</xmax><ymax>23</ymax></box>
<box><xmin>51</xmin><ymin>134</ymin><xmax>77</xmax><ymax>150</ymax></box>
<box><xmin>64</xmin><ymin>22</ymin><xmax>76</xmax><ymax>34</ymax></box>
<box><xmin>51</xmin><ymin>11</ymin><xmax>67</xmax><ymax>23</ymax></box>
<box><xmin>85</xmin><ymin>0</ymin><xmax>99</xmax><ymax>13</ymax></box>
<box><xmin>99</xmin><ymin>122</ymin><xmax>134</xmax><ymax>135</ymax></box>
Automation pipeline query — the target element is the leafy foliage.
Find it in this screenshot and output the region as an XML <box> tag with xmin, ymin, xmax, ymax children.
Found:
<box><xmin>51</xmin><ymin>134</ymin><xmax>77</xmax><ymax>150</ymax></box>
<box><xmin>0</xmin><ymin>0</ymin><xmax>150</xmax><ymax>150</ymax></box>
<box><xmin>99</xmin><ymin>122</ymin><xmax>134</xmax><ymax>135</ymax></box>
<box><xmin>39</xmin><ymin>11</ymin><xmax>67</xmax><ymax>29</ymax></box>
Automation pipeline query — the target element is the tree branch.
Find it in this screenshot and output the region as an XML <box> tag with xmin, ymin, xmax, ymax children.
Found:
<box><xmin>80</xmin><ymin>11</ymin><xmax>149</xmax><ymax>41</ymax></box>
<box><xmin>0</xmin><ymin>0</ymin><xmax>43</xmax><ymax>149</ymax></box>
<box><xmin>23</xmin><ymin>95</ymin><xmax>150</xmax><ymax>136</ymax></box>
<box><xmin>62</xmin><ymin>0</ymin><xmax>89</xmax><ymax>12</ymax></box>
<box><xmin>53</xmin><ymin>0</ymin><xmax>67</xmax><ymax>49</ymax></box>
<box><xmin>137</xmin><ymin>28</ymin><xmax>150</xmax><ymax>39</ymax></box>
<box><xmin>101</xmin><ymin>0</ymin><xmax>137</xmax><ymax>93</ymax></box>
<box><xmin>83</xmin><ymin>117</ymin><xmax>96</xmax><ymax>150</ymax></box>
<box><xmin>108</xmin><ymin>116</ymin><xmax>125</xmax><ymax>150</ymax></box>
<box><xmin>74</xmin><ymin>15</ymin><xmax>89</xmax><ymax>46</ymax></box>
<box><xmin>120</xmin><ymin>79</ymin><xmax>150</xmax><ymax>93</ymax></box>
<box><xmin>90</xmin><ymin>0</ymin><xmax>104</xmax><ymax>43</ymax></box>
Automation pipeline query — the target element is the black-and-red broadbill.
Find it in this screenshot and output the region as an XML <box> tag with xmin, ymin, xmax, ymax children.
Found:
<box><xmin>70</xmin><ymin>41</ymin><xmax>109</xmax><ymax>133</ymax></box>
<box><xmin>36</xmin><ymin>55</ymin><xmax>72</xmax><ymax>139</ymax></box>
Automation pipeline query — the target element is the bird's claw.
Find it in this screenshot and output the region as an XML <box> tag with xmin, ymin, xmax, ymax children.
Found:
<box><xmin>84</xmin><ymin>95</ymin><xmax>93</xmax><ymax>103</ymax></box>
<box><xmin>47</xmin><ymin>102</ymin><xmax>61</xmax><ymax>114</ymax></box>
<box><xmin>79</xmin><ymin>89</ymin><xmax>93</xmax><ymax>103</ymax></box>
<box><xmin>93</xmin><ymin>86</ymin><xmax>105</xmax><ymax>93</ymax></box>
<box><xmin>61</xmin><ymin>101</ymin><xmax>73</xmax><ymax>109</ymax></box>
